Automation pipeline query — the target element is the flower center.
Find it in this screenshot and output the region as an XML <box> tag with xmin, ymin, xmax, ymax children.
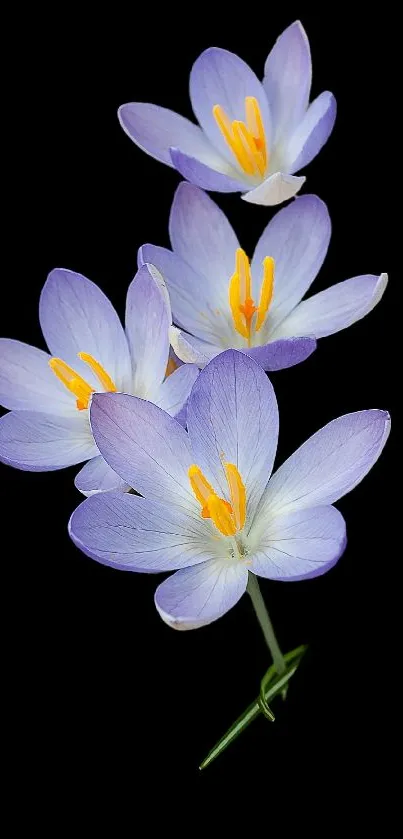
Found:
<box><xmin>188</xmin><ymin>462</ymin><xmax>246</xmax><ymax>537</ymax></box>
<box><xmin>229</xmin><ymin>248</ymin><xmax>275</xmax><ymax>346</ymax></box>
<box><xmin>49</xmin><ymin>352</ymin><xmax>117</xmax><ymax>410</ymax></box>
<box><xmin>213</xmin><ymin>96</ymin><xmax>268</xmax><ymax>178</ymax></box>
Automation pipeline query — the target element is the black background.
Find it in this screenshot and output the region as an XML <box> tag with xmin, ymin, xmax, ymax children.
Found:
<box><xmin>2</xmin><ymin>6</ymin><xmax>397</xmax><ymax>809</ymax></box>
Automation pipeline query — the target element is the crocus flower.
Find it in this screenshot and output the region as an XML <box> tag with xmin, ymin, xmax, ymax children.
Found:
<box><xmin>118</xmin><ymin>21</ymin><xmax>336</xmax><ymax>206</ymax></box>
<box><xmin>0</xmin><ymin>264</ymin><xmax>198</xmax><ymax>495</ymax></box>
<box><xmin>69</xmin><ymin>350</ymin><xmax>390</xmax><ymax>629</ymax></box>
<box><xmin>140</xmin><ymin>183</ymin><xmax>388</xmax><ymax>370</ymax></box>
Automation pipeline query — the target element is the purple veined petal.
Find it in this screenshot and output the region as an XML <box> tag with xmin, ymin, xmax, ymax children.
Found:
<box><xmin>89</xmin><ymin>392</ymin><xmax>197</xmax><ymax>512</ymax></box>
<box><xmin>139</xmin><ymin>246</ymin><xmax>231</xmax><ymax>345</ymax></box>
<box><xmin>249</xmin><ymin>506</ymin><xmax>346</xmax><ymax>581</ymax></box>
<box><xmin>118</xmin><ymin>102</ymin><xmax>228</xmax><ymax>169</ymax></box>
<box><xmin>242</xmin><ymin>172</ymin><xmax>305</xmax><ymax>206</ymax></box>
<box><xmin>271</xmin><ymin>273</ymin><xmax>388</xmax><ymax>340</ymax></box>
<box><xmin>0</xmin><ymin>409</ymin><xmax>96</xmax><ymax>471</ymax></box>
<box><xmin>39</xmin><ymin>269</ymin><xmax>131</xmax><ymax>391</ymax></box>
<box><xmin>189</xmin><ymin>47</ymin><xmax>272</xmax><ymax>167</ymax></box>
<box><xmin>169</xmin><ymin>182</ymin><xmax>239</xmax><ymax>312</ymax></box>
<box><xmin>170</xmin><ymin>147</ymin><xmax>245</xmax><ymax>192</ymax></box>
<box><xmin>0</xmin><ymin>338</ymin><xmax>75</xmax><ymax>414</ymax></box>
<box><xmin>153</xmin><ymin>363</ymin><xmax>199</xmax><ymax>424</ymax></box>
<box><xmin>154</xmin><ymin>559</ymin><xmax>249</xmax><ymax>630</ymax></box>
<box><xmin>251</xmin><ymin>194</ymin><xmax>331</xmax><ymax>325</ymax></box>
<box><xmin>244</xmin><ymin>337</ymin><xmax>316</xmax><ymax>370</ymax></box>
<box><xmin>125</xmin><ymin>264</ymin><xmax>170</xmax><ymax>399</ymax></box>
<box><xmin>69</xmin><ymin>492</ymin><xmax>222</xmax><ymax>572</ymax></box>
<box><xmin>187</xmin><ymin>349</ymin><xmax>279</xmax><ymax>525</ymax></box>
<box><xmin>286</xmin><ymin>92</ymin><xmax>337</xmax><ymax>173</ymax></box>
<box><xmin>257</xmin><ymin>410</ymin><xmax>391</xmax><ymax>520</ymax></box>
<box><xmin>169</xmin><ymin>327</ymin><xmax>221</xmax><ymax>367</ymax></box>
<box><xmin>74</xmin><ymin>455</ymin><xmax>130</xmax><ymax>496</ymax></box>
<box><xmin>263</xmin><ymin>21</ymin><xmax>312</xmax><ymax>145</ymax></box>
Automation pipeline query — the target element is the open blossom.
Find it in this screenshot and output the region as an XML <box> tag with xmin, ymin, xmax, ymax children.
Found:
<box><xmin>118</xmin><ymin>21</ymin><xmax>336</xmax><ymax>206</ymax></box>
<box><xmin>0</xmin><ymin>264</ymin><xmax>198</xmax><ymax>495</ymax></box>
<box><xmin>140</xmin><ymin>182</ymin><xmax>388</xmax><ymax>369</ymax></box>
<box><xmin>69</xmin><ymin>350</ymin><xmax>390</xmax><ymax>629</ymax></box>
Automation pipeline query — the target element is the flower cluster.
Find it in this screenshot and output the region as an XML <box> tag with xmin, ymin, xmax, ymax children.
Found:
<box><xmin>0</xmin><ymin>19</ymin><xmax>390</xmax><ymax>758</ymax></box>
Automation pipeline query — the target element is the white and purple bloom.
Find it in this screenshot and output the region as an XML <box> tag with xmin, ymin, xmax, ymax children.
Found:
<box><xmin>140</xmin><ymin>183</ymin><xmax>388</xmax><ymax>370</ymax></box>
<box><xmin>118</xmin><ymin>21</ymin><xmax>336</xmax><ymax>206</ymax></box>
<box><xmin>69</xmin><ymin>350</ymin><xmax>390</xmax><ymax>630</ymax></box>
<box><xmin>0</xmin><ymin>264</ymin><xmax>198</xmax><ymax>495</ymax></box>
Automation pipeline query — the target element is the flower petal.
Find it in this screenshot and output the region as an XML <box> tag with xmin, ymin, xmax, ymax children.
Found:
<box><xmin>258</xmin><ymin>410</ymin><xmax>391</xmax><ymax>519</ymax></box>
<box><xmin>186</xmin><ymin>349</ymin><xmax>278</xmax><ymax>524</ymax></box>
<box><xmin>154</xmin><ymin>363</ymin><xmax>199</xmax><ymax>423</ymax></box>
<box><xmin>271</xmin><ymin>274</ymin><xmax>388</xmax><ymax>340</ymax></box>
<box><xmin>39</xmin><ymin>269</ymin><xmax>131</xmax><ymax>391</ymax></box>
<box><xmin>190</xmin><ymin>47</ymin><xmax>271</xmax><ymax>166</ymax></box>
<box><xmin>118</xmin><ymin>102</ymin><xmax>225</xmax><ymax>168</ymax></box>
<box><xmin>89</xmin><ymin>392</ymin><xmax>196</xmax><ymax>511</ymax></box>
<box><xmin>0</xmin><ymin>409</ymin><xmax>96</xmax><ymax>471</ymax></box>
<box><xmin>249</xmin><ymin>506</ymin><xmax>346</xmax><ymax>581</ymax></box>
<box><xmin>74</xmin><ymin>455</ymin><xmax>130</xmax><ymax>496</ymax></box>
<box><xmin>154</xmin><ymin>559</ymin><xmax>248</xmax><ymax>630</ymax></box>
<box><xmin>263</xmin><ymin>21</ymin><xmax>312</xmax><ymax>144</ymax></box>
<box><xmin>169</xmin><ymin>182</ymin><xmax>239</xmax><ymax>311</ymax></box>
<box><xmin>242</xmin><ymin>172</ymin><xmax>305</xmax><ymax>206</ymax></box>
<box><xmin>139</xmin><ymin>246</ymin><xmax>229</xmax><ymax>344</ymax></box>
<box><xmin>69</xmin><ymin>492</ymin><xmax>220</xmax><ymax>572</ymax></box>
<box><xmin>245</xmin><ymin>338</ymin><xmax>316</xmax><ymax>370</ymax></box>
<box><xmin>125</xmin><ymin>264</ymin><xmax>170</xmax><ymax>399</ymax></box>
<box><xmin>286</xmin><ymin>92</ymin><xmax>337</xmax><ymax>173</ymax></box>
<box><xmin>169</xmin><ymin>327</ymin><xmax>223</xmax><ymax>367</ymax></box>
<box><xmin>251</xmin><ymin>194</ymin><xmax>331</xmax><ymax>325</ymax></box>
<box><xmin>170</xmin><ymin>147</ymin><xmax>244</xmax><ymax>192</ymax></box>
<box><xmin>0</xmin><ymin>339</ymin><xmax>74</xmax><ymax>414</ymax></box>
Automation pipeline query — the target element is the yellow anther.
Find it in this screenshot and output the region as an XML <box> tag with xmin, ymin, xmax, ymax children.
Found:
<box><xmin>255</xmin><ymin>257</ymin><xmax>275</xmax><ymax>332</ymax></box>
<box><xmin>49</xmin><ymin>353</ymin><xmax>117</xmax><ymax>411</ymax></box>
<box><xmin>213</xmin><ymin>96</ymin><xmax>268</xmax><ymax>178</ymax></box>
<box><xmin>188</xmin><ymin>462</ymin><xmax>246</xmax><ymax>538</ymax></box>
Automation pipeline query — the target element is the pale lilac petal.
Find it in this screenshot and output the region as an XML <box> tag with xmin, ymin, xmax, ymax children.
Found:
<box><xmin>249</xmin><ymin>506</ymin><xmax>346</xmax><ymax>581</ymax></box>
<box><xmin>169</xmin><ymin>327</ymin><xmax>221</xmax><ymax>368</ymax></box>
<box><xmin>245</xmin><ymin>338</ymin><xmax>316</xmax><ymax>370</ymax></box>
<box><xmin>187</xmin><ymin>350</ymin><xmax>278</xmax><ymax>524</ymax></box>
<box><xmin>242</xmin><ymin>172</ymin><xmax>305</xmax><ymax>206</ymax></box>
<box><xmin>69</xmin><ymin>492</ymin><xmax>221</xmax><ymax>572</ymax></box>
<box><xmin>189</xmin><ymin>47</ymin><xmax>272</xmax><ymax>166</ymax></box>
<box><xmin>89</xmin><ymin>393</ymin><xmax>197</xmax><ymax>512</ymax></box>
<box><xmin>139</xmin><ymin>246</ymin><xmax>227</xmax><ymax>344</ymax></box>
<box><xmin>154</xmin><ymin>559</ymin><xmax>248</xmax><ymax>630</ymax></box>
<box><xmin>263</xmin><ymin>21</ymin><xmax>312</xmax><ymax>143</ymax></box>
<box><xmin>39</xmin><ymin>269</ymin><xmax>131</xmax><ymax>391</ymax></box>
<box><xmin>251</xmin><ymin>194</ymin><xmax>331</xmax><ymax>325</ymax></box>
<box><xmin>154</xmin><ymin>364</ymin><xmax>199</xmax><ymax>422</ymax></box>
<box><xmin>271</xmin><ymin>274</ymin><xmax>388</xmax><ymax>340</ymax></box>
<box><xmin>257</xmin><ymin>410</ymin><xmax>391</xmax><ymax>519</ymax></box>
<box><xmin>0</xmin><ymin>409</ymin><xmax>96</xmax><ymax>471</ymax></box>
<box><xmin>74</xmin><ymin>455</ymin><xmax>130</xmax><ymax>496</ymax></box>
<box><xmin>169</xmin><ymin>182</ymin><xmax>239</xmax><ymax>311</ymax></box>
<box><xmin>118</xmin><ymin>102</ymin><xmax>226</xmax><ymax>169</ymax></box>
<box><xmin>125</xmin><ymin>264</ymin><xmax>170</xmax><ymax>399</ymax></box>
<box><xmin>286</xmin><ymin>92</ymin><xmax>337</xmax><ymax>173</ymax></box>
<box><xmin>0</xmin><ymin>339</ymin><xmax>74</xmax><ymax>414</ymax></box>
<box><xmin>170</xmin><ymin>147</ymin><xmax>245</xmax><ymax>192</ymax></box>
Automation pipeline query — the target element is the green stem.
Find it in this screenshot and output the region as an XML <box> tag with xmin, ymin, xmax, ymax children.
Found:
<box><xmin>247</xmin><ymin>573</ymin><xmax>286</xmax><ymax>674</ymax></box>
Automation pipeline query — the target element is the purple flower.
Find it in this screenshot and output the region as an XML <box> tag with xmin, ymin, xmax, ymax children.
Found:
<box><xmin>69</xmin><ymin>350</ymin><xmax>390</xmax><ymax>630</ymax></box>
<box><xmin>0</xmin><ymin>264</ymin><xmax>198</xmax><ymax>494</ymax></box>
<box><xmin>139</xmin><ymin>183</ymin><xmax>388</xmax><ymax>370</ymax></box>
<box><xmin>118</xmin><ymin>21</ymin><xmax>336</xmax><ymax>206</ymax></box>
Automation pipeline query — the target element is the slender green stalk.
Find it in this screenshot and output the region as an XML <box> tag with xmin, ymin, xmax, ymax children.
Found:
<box><xmin>247</xmin><ymin>573</ymin><xmax>286</xmax><ymax>674</ymax></box>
